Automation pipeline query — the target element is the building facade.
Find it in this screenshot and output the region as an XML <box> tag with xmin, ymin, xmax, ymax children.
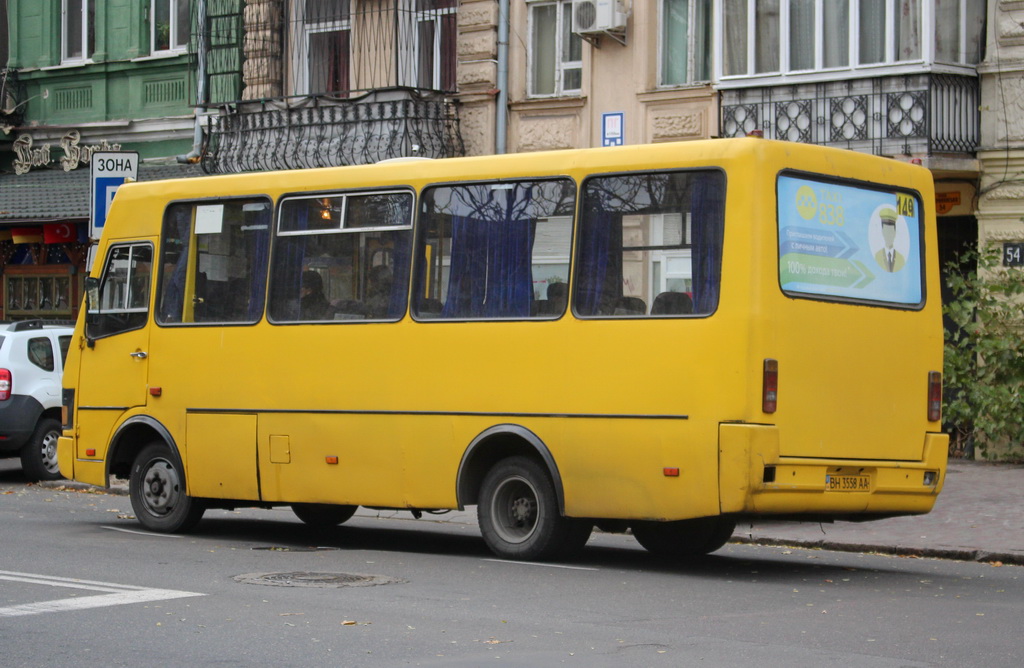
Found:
<box><xmin>1</xmin><ymin>0</ymin><xmax>199</xmax><ymax>321</ymax></box>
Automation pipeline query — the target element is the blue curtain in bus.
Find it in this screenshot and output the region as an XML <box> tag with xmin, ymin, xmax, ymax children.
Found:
<box><xmin>483</xmin><ymin>216</ymin><xmax>535</xmax><ymax>318</ymax></box>
<box><xmin>576</xmin><ymin>209</ymin><xmax>623</xmax><ymax>315</ymax></box>
<box><xmin>441</xmin><ymin>215</ymin><xmax>488</xmax><ymax>317</ymax></box>
<box><xmin>269</xmin><ymin>204</ymin><xmax>309</xmax><ymax>320</ymax></box>
<box><xmin>245</xmin><ymin>208</ymin><xmax>271</xmax><ymax>321</ymax></box>
<box><xmin>387</xmin><ymin>229</ymin><xmax>412</xmax><ymax>318</ymax></box>
<box><xmin>691</xmin><ymin>174</ymin><xmax>725</xmax><ymax>313</ymax></box>
<box><xmin>158</xmin><ymin>205</ymin><xmax>192</xmax><ymax>322</ymax></box>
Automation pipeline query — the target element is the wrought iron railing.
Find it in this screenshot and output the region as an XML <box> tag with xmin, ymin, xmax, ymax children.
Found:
<box><xmin>203</xmin><ymin>89</ymin><xmax>464</xmax><ymax>173</ymax></box>
<box><xmin>719</xmin><ymin>74</ymin><xmax>979</xmax><ymax>156</ymax></box>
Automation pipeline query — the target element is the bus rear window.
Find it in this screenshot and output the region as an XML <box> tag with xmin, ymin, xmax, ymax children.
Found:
<box><xmin>777</xmin><ymin>174</ymin><xmax>924</xmax><ymax>307</ymax></box>
<box><xmin>574</xmin><ymin>170</ymin><xmax>725</xmax><ymax>317</ymax></box>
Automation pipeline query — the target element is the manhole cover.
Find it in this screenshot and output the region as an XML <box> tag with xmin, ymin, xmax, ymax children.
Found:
<box><xmin>234</xmin><ymin>572</ymin><xmax>406</xmax><ymax>588</ymax></box>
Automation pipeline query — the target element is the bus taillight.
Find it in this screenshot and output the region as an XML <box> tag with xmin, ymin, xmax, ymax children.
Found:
<box><xmin>762</xmin><ymin>359</ymin><xmax>778</xmax><ymax>413</ymax></box>
<box><xmin>927</xmin><ymin>371</ymin><xmax>942</xmax><ymax>422</ymax></box>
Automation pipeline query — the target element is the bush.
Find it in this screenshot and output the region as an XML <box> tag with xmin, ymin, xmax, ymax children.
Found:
<box><xmin>943</xmin><ymin>246</ymin><xmax>1024</xmax><ymax>460</ymax></box>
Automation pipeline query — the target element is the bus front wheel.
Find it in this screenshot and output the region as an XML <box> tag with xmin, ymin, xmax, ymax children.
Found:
<box><xmin>129</xmin><ymin>442</ymin><xmax>205</xmax><ymax>533</ymax></box>
<box><xmin>631</xmin><ymin>517</ymin><xmax>736</xmax><ymax>559</ymax></box>
<box><xmin>477</xmin><ymin>456</ymin><xmax>591</xmax><ymax>561</ymax></box>
<box><xmin>291</xmin><ymin>503</ymin><xmax>358</xmax><ymax>527</ymax></box>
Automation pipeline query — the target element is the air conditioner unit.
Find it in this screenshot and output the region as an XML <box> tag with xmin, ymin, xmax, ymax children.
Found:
<box><xmin>572</xmin><ymin>0</ymin><xmax>628</xmax><ymax>35</ymax></box>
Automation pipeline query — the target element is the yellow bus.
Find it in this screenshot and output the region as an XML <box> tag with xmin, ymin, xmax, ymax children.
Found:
<box><xmin>58</xmin><ymin>138</ymin><xmax>948</xmax><ymax>561</ymax></box>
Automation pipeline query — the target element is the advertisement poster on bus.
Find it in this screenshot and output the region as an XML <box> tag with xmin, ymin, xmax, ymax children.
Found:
<box><xmin>777</xmin><ymin>174</ymin><xmax>923</xmax><ymax>306</ymax></box>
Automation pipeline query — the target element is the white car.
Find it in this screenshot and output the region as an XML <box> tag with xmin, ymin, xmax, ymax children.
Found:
<box><xmin>0</xmin><ymin>321</ymin><xmax>74</xmax><ymax>481</ymax></box>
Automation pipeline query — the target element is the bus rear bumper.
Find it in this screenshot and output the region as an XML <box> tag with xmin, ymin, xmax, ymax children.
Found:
<box><xmin>719</xmin><ymin>424</ymin><xmax>948</xmax><ymax>519</ymax></box>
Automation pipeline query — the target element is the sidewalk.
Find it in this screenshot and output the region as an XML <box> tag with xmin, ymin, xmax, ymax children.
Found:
<box><xmin>48</xmin><ymin>459</ymin><xmax>1024</xmax><ymax>565</ymax></box>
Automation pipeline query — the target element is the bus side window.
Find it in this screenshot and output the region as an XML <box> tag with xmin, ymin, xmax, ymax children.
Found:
<box><xmin>412</xmin><ymin>179</ymin><xmax>575</xmax><ymax>320</ymax></box>
<box><xmin>268</xmin><ymin>191</ymin><xmax>413</xmax><ymax>323</ymax></box>
<box><xmin>157</xmin><ymin>199</ymin><xmax>271</xmax><ymax>325</ymax></box>
<box><xmin>575</xmin><ymin>171</ymin><xmax>725</xmax><ymax>318</ymax></box>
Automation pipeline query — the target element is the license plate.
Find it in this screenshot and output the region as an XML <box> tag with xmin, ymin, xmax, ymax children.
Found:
<box><xmin>825</xmin><ymin>474</ymin><xmax>870</xmax><ymax>492</ymax></box>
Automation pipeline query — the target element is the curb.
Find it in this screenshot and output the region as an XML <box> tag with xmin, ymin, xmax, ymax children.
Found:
<box><xmin>731</xmin><ymin>535</ymin><xmax>1024</xmax><ymax>567</ymax></box>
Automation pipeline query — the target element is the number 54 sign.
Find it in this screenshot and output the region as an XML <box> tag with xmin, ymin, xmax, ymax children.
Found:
<box><xmin>1004</xmin><ymin>242</ymin><xmax>1024</xmax><ymax>267</ymax></box>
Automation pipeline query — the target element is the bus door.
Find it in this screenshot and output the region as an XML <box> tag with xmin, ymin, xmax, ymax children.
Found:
<box><xmin>76</xmin><ymin>241</ymin><xmax>155</xmax><ymax>458</ymax></box>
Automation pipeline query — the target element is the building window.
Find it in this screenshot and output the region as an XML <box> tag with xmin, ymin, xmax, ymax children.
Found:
<box><xmin>413</xmin><ymin>0</ymin><xmax>458</xmax><ymax>91</ymax></box>
<box><xmin>935</xmin><ymin>0</ymin><xmax>985</xmax><ymax>65</ymax></box>
<box><xmin>152</xmin><ymin>0</ymin><xmax>191</xmax><ymax>54</ymax></box>
<box><xmin>297</xmin><ymin>0</ymin><xmax>351</xmax><ymax>95</ymax></box>
<box><xmin>660</xmin><ymin>0</ymin><xmax>711</xmax><ymax>86</ymax></box>
<box><xmin>721</xmin><ymin>1</ymin><xmax>980</xmax><ymax>79</ymax></box>
<box><xmin>529</xmin><ymin>0</ymin><xmax>582</xmax><ymax>97</ymax></box>
<box><xmin>62</xmin><ymin>0</ymin><xmax>95</xmax><ymax>64</ymax></box>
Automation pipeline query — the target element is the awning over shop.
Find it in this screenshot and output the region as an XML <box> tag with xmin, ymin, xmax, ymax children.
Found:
<box><xmin>0</xmin><ymin>163</ymin><xmax>203</xmax><ymax>224</ymax></box>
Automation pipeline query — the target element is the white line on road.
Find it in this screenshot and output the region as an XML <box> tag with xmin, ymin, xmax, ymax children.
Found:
<box><xmin>0</xmin><ymin>570</ymin><xmax>204</xmax><ymax>618</ymax></box>
<box><xmin>482</xmin><ymin>559</ymin><xmax>599</xmax><ymax>571</ymax></box>
<box><xmin>101</xmin><ymin>525</ymin><xmax>183</xmax><ymax>537</ymax></box>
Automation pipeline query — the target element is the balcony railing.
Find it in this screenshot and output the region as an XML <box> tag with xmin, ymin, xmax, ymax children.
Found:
<box><xmin>197</xmin><ymin>0</ymin><xmax>464</xmax><ymax>173</ymax></box>
<box><xmin>719</xmin><ymin>74</ymin><xmax>979</xmax><ymax>156</ymax></box>
<box><xmin>203</xmin><ymin>88</ymin><xmax>464</xmax><ymax>174</ymax></box>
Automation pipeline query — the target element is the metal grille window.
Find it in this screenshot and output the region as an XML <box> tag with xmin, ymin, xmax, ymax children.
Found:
<box><xmin>529</xmin><ymin>1</ymin><xmax>582</xmax><ymax>97</ymax></box>
<box><xmin>152</xmin><ymin>0</ymin><xmax>191</xmax><ymax>54</ymax></box>
<box><xmin>62</xmin><ymin>0</ymin><xmax>95</xmax><ymax>64</ymax></box>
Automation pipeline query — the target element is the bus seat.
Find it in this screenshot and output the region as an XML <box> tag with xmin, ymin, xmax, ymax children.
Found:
<box><xmin>613</xmin><ymin>296</ymin><xmax>646</xmax><ymax>316</ymax></box>
<box><xmin>651</xmin><ymin>291</ymin><xmax>693</xmax><ymax>315</ymax></box>
<box><xmin>417</xmin><ymin>298</ymin><xmax>443</xmax><ymax>318</ymax></box>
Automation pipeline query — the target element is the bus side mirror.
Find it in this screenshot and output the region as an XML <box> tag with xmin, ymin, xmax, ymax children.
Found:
<box><xmin>84</xmin><ymin>277</ymin><xmax>100</xmax><ymax>348</ymax></box>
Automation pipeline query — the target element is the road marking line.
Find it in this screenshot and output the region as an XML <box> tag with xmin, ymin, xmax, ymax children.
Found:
<box><xmin>0</xmin><ymin>571</ymin><xmax>204</xmax><ymax>618</ymax></box>
<box><xmin>101</xmin><ymin>526</ymin><xmax>183</xmax><ymax>538</ymax></box>
<box><xmin>482</xmin><ymin>559</ymin><xmax>598</xmax><ymax>571</ymax></box>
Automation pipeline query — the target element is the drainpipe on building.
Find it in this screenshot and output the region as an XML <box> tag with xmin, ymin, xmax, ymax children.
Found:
<box><xmin>178</xmin><ymin>0</ymin><xmax>208</xmax><ymax>164</ymax></box>
<box><xmin>495</xmin><ymin>0</ymin><xmax>510</xmax><ymax>155</ymax></box>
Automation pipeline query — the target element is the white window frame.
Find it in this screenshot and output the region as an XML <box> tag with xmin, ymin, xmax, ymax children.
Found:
<box><xmin>527</xmin><ymin>0</ymin><xmax>582</xmax><ymax>98</ymax></box>
<box><xmin>292</xmin><ymin>0</ymin><xmax>352</xmax><ymax>95</ymax></box>
<box><xmin>151</xmin><ymin>0</ymin><xmax>190</xmax><ymax>56</ymax></box>
<box><xmin>658</xmin><ymin>0</ymin><xmax>712</xmax><ymax>87</ymax></box>
<box><xmin>715</xmin><ymin>0</ymin><xmax>979</xmax><ymax>88</ymax></box>
<box><xmin>61</xmin><ymin>0</ymin><xmax>93</xmax><ymax>65</ymax></box>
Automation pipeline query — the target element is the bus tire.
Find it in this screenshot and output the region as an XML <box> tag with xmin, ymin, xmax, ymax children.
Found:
<box><xmin>477</xmin><ymin>456</ymin><xmax>591</xmax><ymax>561</ymax></box>
<box><xmin>129</xmin><ymin>442</ymin><xmax>205</xmax><ymax>533</ymax></box>
<box><xmin>20</xmin><ymin>418</ymin><xmax>63</xmax><ymax>482</ymax></box>
<box><xmin>631</xmin><ymin>516</ymin><xmax>736</xmax><ymax>559</ymax></box>
<box><xmin>291</xmin><ymin>503</ymin><xmax>358</xmax><ymax>527</ymax></box>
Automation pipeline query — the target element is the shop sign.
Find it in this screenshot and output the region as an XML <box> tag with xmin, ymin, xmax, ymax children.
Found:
<box><xmin>11</xmin><ymin>130</ymin><xmax>122</xmax><ymax>175</ymax></box>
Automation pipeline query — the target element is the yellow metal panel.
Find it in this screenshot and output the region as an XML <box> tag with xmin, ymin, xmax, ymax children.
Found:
<box><xmin>185</xmin><ymin>413</ymin><xmax>259</xmax><ymax>500</ymax></box>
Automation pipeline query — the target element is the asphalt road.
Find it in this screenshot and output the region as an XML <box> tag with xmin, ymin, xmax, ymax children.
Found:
<box><xmin>2</xmin><ymin>459</ymin><xmax>1021</xmax><ymax>668</ymax></box>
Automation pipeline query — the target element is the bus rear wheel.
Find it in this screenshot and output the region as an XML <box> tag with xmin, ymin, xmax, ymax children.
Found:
<box><xmin>631</xmin><ymin>517</ymin><xmax>736</xmax><ymax>559</ymax></box>
<box><xmin>291</xmin><ymin>503</ymin><xmax>358</xmax><ymax>527</ymax></box>
<box><xmin>129</xmin><ymin>442</ymin><xmax>205</xmax><ymax>533</ymax></box>
<box><xmin>477</xmin><ymin>456</ymin><xmax>591</xmax><ymax>561</ymax></box>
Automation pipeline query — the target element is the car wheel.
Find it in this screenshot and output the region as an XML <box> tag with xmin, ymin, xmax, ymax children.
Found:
<box><xmin>20</xmin><ymin>418</ymin><xmax>63</xmax><ymax>482</ymax></box>
<box><xmin>129</xmin><ymin>442</ymin><xmax>205</xmax><ymax>533</ymax></box>
<box><xmin>477</xmin><ymin>456</ymin><xmax>591</xmax><ymax>561</ymax></box>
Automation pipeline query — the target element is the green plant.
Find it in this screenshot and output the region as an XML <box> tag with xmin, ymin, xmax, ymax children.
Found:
<box><xmin>943</xmin><ymin>245</ymin><xmax>1024</xmax><ymax>460</ymax></box>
